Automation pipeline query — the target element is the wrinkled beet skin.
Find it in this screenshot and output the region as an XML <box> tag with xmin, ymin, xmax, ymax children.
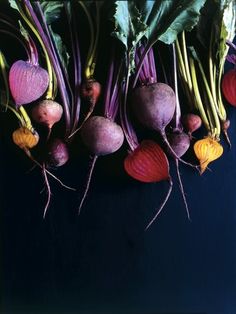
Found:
<box><xmin>31</xmin><ymin>100</ymin><xmax>63</xmax><ymax>129</ymax></box>
<box><xmin>9</xmin><ymin>60</ymin><xmax>49</xmax><ymax>106</ymax></box>
<box><xmin>47</xmin><ymin>139</ymin><xmax>69</xmax><ymax>167</ymax></box>
<box><xmin>168</xmin><ymin>132</ymin><xmax>190</xmax><ymax>157</ymax></box>
<box><xmin>80</xmin><ymin>116</ymin><xmax>124</xmax><ymax>156</ymax></box>
<box><xmin>132</xmin><ymin>82</ymin><xmax>176</xmax><ymax>131</ymax></box>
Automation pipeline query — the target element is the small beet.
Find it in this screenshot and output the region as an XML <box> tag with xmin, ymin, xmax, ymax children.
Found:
<box><xmin>47</xmin><ymin>138</ymin><xmax>69</xmax><ymax>167</ymax></box>
<box><xmin>9</xmin><ymin>60</ymin><xmax>49</xmax><ymax>106</ymax></box>
<box><xmin>80</xmin><ymin>116</ymin><xmax>124</xmax><ymax>156</ymax></box>
<box><xmin>168</xmin><ymin>132</ymin><xmax>190</xmax><ymax>157</ymax></box>
<box><xmin>80</xmin><ymin>79</ymin><xmax>101</xmax><ymax>105</ymax></box>
<box><xmin>31</xmin><ymin>99</ymin><xmax>63</xmax><ymax>129</ymax></box>
<box><xmin>222</xmin><ymin>69</ymin><xmax>236</xmax><ymax>106</ymax></box>
<box><xmin>12</xmin><ymin>127</ymin><xmax>39</xmax><ymax>150</ymax></box>
<box><xmin>181</xmin><ymin>114</ymin><xmax>202</xmax><ymax>134</ymax></box>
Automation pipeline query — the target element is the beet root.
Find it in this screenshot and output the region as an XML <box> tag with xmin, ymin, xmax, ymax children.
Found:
<box><xmin>80</xmin><ymin>116</ymin><xmax>124</xmax><ymax>156</ymax></box>
<box><xmin>131</xmin><ymin>82</ymin><xmax>176</xmax><ymax>131</ymax></box>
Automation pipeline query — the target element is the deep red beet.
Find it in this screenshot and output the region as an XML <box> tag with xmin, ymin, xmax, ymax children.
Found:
<box><xmin>124</xmin><ymin>140</ymin><xmax>170</xmax><ymax>183</ymax></box>
<box><xmin>222</xmin><ymin>69</ymin><xmax>236</xmax><ymax>106</ymax></box>
<box><xmin>124</xmin><ymin>140</ymin><xmax>173</xmax><ymax>230</ymax></box>
<box><xmin>9</xmin><ymin>60</ymin><xmax>49</xmax><ymax>106</ymax></box>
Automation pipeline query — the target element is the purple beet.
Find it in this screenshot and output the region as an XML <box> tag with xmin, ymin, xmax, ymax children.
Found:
<box><xmin>9</xmin><ymin>60</ymin><xmax>49</xmax><ymax>106</ymax></box>
<box><xmin>47</xmin><ymin>138</ymin><xmax>69</xmax><ymax>167</ymax></box>
<box><xmin>132</xmin><ymin>82</ymin><xmax>176</xmax><ymax>132</ymax></box>
<box><xmin>168</xmin><ymin>132</ymin><xmax>191</xmax><ymax>157</ymax></box>
<box><xmin>80</xmin><ymin>116</ymin><xmax>124</xmax><ymax>156</ymax></box>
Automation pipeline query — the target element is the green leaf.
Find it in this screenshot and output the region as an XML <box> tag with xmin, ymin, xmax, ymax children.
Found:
<box><xmin>141</xmin><ymin>0</ymin><xmax>207</xmax><ymax>45</ymax></box>
<box><xmin>111</xmin><ymin>1</ymin><xmax>147</xmax><ymax>50</ymax></box>
<box><xmin>40</xmin><ymin>1</ymin><xmax>64</xmax><ymax>24</ymax></box>
<box><xmin>197</xmin><ymin>0</ymin><xmax>236</xmax><ymax>64</ymax></box>
<box><xmin>40</xmin><ymin>1</ymin><xmax>70</xmax><ymax>73</ymax></box>
<box><xmin>8</xmin><ymin>0</ymin><xmax>19</xmax><ymax>11</ymax></box>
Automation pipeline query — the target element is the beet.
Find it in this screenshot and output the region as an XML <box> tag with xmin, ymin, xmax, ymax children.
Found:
<box><xmin>9</xmin><ymin>60</ymin><xmax>49</xmax><ymax>106</ymax></box>
<box><xmin>124</xmin><ymin>140</ymin><xmax>170</xmax><ymax>183</ymax></box>
<box><xmin>31</xmin><ymin>99</ymin><xmax>63</xmax><ymax>129</ymax></box>
<box><xmin>80</xmin><ymin>116</ymin><xmax>124</xmax><ymax>156</ymax></box>
<box><xmin>131</xmin><ymin>82</ymin><xmax>176</xmax><ymax>131</ymax></box>
<box><xmin>47</xmin><ymin>138</ymin><xmax>69</xmax><ymax>167</ymax></box>
<box><xmin>181</xmin><ymin>113</ymin><xmax>202</xmax><ymax>135</ymax></box>
<box><xmin>168</xmin><ymin>132</ymin><xmax>191</xmax><ymax>157</ymax></box>
<box><xmin>222</xmin><ymin>69</ymin><xmax>236</xmax><ymax>106</ymax></box>
<box><xmin>80</xmin><ymin>79</ymin><xmax>101</xmax><ymax>105</ymax></box>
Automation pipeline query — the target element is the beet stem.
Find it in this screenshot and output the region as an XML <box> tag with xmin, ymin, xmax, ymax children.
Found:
<box><xmin>145</xmin><ymin>177</ymin><xmax>173</xmax><ymax>230</ymax></box>
<box><xmin>78</xmin><ymin>155</ymin><xmax>98</xmax><ymax>215</ymax></box>
<box><xmin>24</xmin><ymin>0</ymin><xmax>71</xmax><ymax>135</ymax></box>
<box><xmin>42</xmin><ymin>162</ymin><xmax>51</xmax><ymax>219</ymax></box>
<box><xmin>172</xmin><ymin>44</ymin><xmax>182</xmax><ymax>131</ymax></box>
<box><xmin>175</xmin><ymin>159</ymin><xmax>191</xmax><ymax>221</ymax></box>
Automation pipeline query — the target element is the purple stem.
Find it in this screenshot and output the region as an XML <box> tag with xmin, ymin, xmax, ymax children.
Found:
<box><xmin>132</xmin><ymin>42</ymin><xmax>153</xmax><ymax>88</ymax></box>
<box><xmin>71</xmin><ymin>3</ymin><xmax>82</xmax><ymax>133</ymax></box>
<box><xmin>148</xmin><ymin>47</ymin><xmax>157</xmax><ymax>82</ymax></box>
<box><xmin>226</xmin><ymin>39</ymin><xmax>236</xmax><ymax>51</ymax></box>
<box><xmin>104</xmin><ymin>56</ymin><xmax>115</xmax><ymax>118</ymax></box>
<box><xmin>172</xmin><ymin>43</ymin><xmax>182</xmax><ymax>132</ymax></box>
<box><xmin>135</xmin><ymin>51</ymin><xmax>146</xmax><ymax>83</ymax></box>
<box><xmin>28</xmin><ymin>35</ymin><xmax>39</xmax><ymax>65</ymax></box>
<box><xmin>24</xmin><ymin>0</ymin><xmax>71</xmax><ymax>136</ymax></box>
<box><xmin>35</xmin><ymin>2</ymin><xmax>73</xmax><ymax>97</ymax></box>
<box><xmin>120</xmin><ymin>53</ymin><xmax>139</xmax><ymax>151</ymax></box>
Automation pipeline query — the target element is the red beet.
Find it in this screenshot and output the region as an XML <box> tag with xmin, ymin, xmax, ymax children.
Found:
<box><xmin>31</xmin><ymin>99</ymin><xmax>63</xmax><ymax>129</ymax></box>
<box><xmin>124</xmin><ymin>140</ymin><xmax>170</xmax><ymax>183</ymax></box>
<box><xmin>124</xmin><ymin>140</ymin><xmax>173</xmax><ymax>230</ymax></box>
<box><xmin>80</xmin><ymin>79</ymin><xmax>101</xmax><ymax>105</ymax></box>
<box><xmin>181</xmin><ymin>113</ymin><xmax>202</xmax><ymax>134</ymax></box>
<box><xmin>9</xmin><ymin>60</ymin><xmax>49</xmax><ymax>106</ymax></box>
<box><xmin>222</xmin><ymin>69</ymin><xmax>236</xmax><ymax>106</ymax></box>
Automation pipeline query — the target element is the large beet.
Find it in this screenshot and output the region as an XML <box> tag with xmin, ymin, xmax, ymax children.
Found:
<box><xmin>131</xmin><ymin>82</ymin><xmax>176</xmax><ymax>132</ymax></box>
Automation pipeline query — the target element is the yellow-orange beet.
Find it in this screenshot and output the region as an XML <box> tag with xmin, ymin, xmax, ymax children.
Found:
<box><xmin>12</xmin><ymin>127</ymin><xmax>39</xmax><ymax>150</ymax></box>
<box><xmin>194</xmin><ymin>137</ymin><xmax>223</xmax><ymax>174</ymax></box>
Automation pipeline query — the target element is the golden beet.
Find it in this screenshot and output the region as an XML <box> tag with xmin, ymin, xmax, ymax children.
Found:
<box><xmin>12</xmin><ymin>127</ymin><xmax>39</xmax><ymax>150</ymax></box>
<box><xmin>194</xmin><ymin>137</ymin><xmax>223</xmax><ymax>174</ymax></box>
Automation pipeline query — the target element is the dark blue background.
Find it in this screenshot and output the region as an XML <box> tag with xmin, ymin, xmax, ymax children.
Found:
<box><xmin>1</xmin><ymin>106</ymin><xmax>236</xmax><ymax>314</ymax></box>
